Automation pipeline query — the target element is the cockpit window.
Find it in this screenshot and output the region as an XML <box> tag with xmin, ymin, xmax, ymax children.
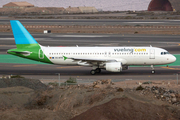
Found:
<box><xmin>161</xmin><ymin>52</ymin><xmax>170</xmax><ymax>55</ymax></box>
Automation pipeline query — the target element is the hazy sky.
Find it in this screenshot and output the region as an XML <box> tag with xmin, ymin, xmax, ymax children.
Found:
<box><xmin>1</xmin><ymin>0</ymin><xmax>151</xmax><ymax>11</ymax></box>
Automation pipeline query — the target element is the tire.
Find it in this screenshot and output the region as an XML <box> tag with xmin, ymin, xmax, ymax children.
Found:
<box><xmin>95</xmin><ymin>68</ymin><xmax>101</xmax><ymax>73</ymax></box>
<box><xmin>90</xmin><ymin>70</ymin><xmax>96</xmax><ymax>75</ymax></box>
<box><xmin>151</xmin><ymin>70</ymin><xmax>155</xmax><ymax>74</ymax></box>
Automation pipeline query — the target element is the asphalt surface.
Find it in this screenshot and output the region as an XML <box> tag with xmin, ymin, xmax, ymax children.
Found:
<box><xmin>0</xmin><ymin>63</ymin><xmax>180</xmax><ymax>82</ymax></box>
<box><xmin>1</xmin><ymin>33</ymin><xmax>180</xmax><ymax>81</ymax></box>
<box><xmin>1</xmin><ymin>19</ymin><xmax>180</xmax><ymax>26</ymax></box>
<box><xmin>0</xmin><ymin>33</ymin><xmax>180</xmax><ymax>54</ymax></box>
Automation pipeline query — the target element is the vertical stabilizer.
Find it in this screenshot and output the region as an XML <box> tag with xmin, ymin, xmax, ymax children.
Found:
<box><xmin>10</xmin><ymin>20</ymin><xmax>38</xmax><ymax>48</ymax></box>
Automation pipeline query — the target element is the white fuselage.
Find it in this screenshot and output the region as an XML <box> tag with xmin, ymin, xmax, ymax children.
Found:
<box><xmin>41</xmin><ymin>46</ymin><xmax>176</xmax><ymax>66</ymax></box>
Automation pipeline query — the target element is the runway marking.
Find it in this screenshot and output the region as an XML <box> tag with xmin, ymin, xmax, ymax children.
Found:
<box><xmin>170</xmin><ymin>20</ymin><xmax>180</xmax><ymax>21</ymax></box>
<box><xmin>13</xmin><ymin>64</ymin><xmax>37</xmax><ymax>67</ymax></box>
<box><xmin>124</xmin><ymin>22</ymin><xmax>165</xmax><ymax>24</ymax></box>
<box><xmin>161</xmin><ymin>67</ymin><xmax>180</xmax><ymax>70</ymax></box>
<box><xmin>56</xmin><ymin>66</ymin><xmax>82</xmax><ymax>69</ymax></box>
<box><xmin>0</xmin><ymin>45</ymin><xmax>8</xmax><ymax>46</ymax></box>
<box><xmin>0</xmin><ymin>38</ymin><xmax>14</xmax><ymax>40</ymax></box>
<box><xmin>54</xmin><ymin>35</ymin><xmax>108</xmax><ymax>37</ymax></box>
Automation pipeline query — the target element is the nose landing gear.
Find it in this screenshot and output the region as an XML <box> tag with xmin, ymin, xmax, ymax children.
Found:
<box><xmin>151</xmin><ymin>65</ymin><xmax>155</xmax><ymax>74</ymax></box>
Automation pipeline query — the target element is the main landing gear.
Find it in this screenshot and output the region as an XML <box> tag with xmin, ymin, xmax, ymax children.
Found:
<box><xmin>151</xmin><ymin>65</ymin><xmax>155</xmax><ymax>74</ymax></box>
<box><xmin>90</xmin><ymin>68</ymin><xmax>101</xmax><ymax>75</ymax></box>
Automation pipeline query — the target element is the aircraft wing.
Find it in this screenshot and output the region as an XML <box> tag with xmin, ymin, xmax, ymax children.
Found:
<box><xmin>70</xmin><ymin>57</ymin><xmax>116</xmax><ymax>62</ymax></box>
<box><xmin>63</xmin><ymin>56</ymin><xmax>117</xmax><ymax>65</ymax></box>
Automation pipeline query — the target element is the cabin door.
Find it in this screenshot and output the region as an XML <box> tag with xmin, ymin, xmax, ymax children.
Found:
<box><xmin>149</xmin><ymin>49</ymin><xmax>155</xmax><ymax>59</ymax></box>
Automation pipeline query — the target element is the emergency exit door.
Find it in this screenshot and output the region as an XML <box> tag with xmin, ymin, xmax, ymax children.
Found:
<box><xmin>149</xmin><ymin>49</ymin><xmax>155</xmax><ymax>59</ymax></box>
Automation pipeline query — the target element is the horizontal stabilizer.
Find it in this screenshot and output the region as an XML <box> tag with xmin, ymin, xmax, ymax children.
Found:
<box><xmin>9</xmin><ymin>51</ymin><xmax>32</xmax><ymax>56</ymax></box>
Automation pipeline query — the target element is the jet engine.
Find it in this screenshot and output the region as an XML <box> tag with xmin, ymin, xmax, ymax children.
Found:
<box><xmin>105</xmin><ymin>62</ymin><xmax>122</xmax><ymax>72</ymax></box>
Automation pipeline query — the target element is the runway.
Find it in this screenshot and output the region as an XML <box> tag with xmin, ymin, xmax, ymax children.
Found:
<box><xmin>0</xmin><ymin>33</ymin><xmax>180</xmax><ymax>54</ymax></box>
<box><xmin>1</xmin><ymin>19</ymin><xmax>180</xmax><ymax>26</ymax></box>
<box><xmin>1</xmin><ymin>33</ymin><xmax>180</xmax><ymax>81</ymax></box>
<box><xmin>0</xmin><ymin>63</ymin><xmax>180</xmax><ymax>81</ymax></box>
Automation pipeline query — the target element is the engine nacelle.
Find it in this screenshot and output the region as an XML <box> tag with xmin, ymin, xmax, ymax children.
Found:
<box><xmin>105</xmin><ymin>62</ymin><xmax>122</xmax><ymax>72</ymax></box>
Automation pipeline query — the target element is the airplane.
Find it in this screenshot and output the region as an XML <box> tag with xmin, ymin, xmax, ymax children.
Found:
<box><xmin>7</xmin><ymin>20</ymin><xmax>176</xmax><ymax>75</ymax></box>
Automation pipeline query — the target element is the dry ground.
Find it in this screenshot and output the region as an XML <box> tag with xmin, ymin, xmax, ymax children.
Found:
<box><xmin>0</xmin><ymin>78</ymin><xmax>180</xmax><ymax>120</ymax></box>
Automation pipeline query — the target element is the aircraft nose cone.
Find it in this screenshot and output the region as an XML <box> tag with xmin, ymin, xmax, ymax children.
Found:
<box><xmin>171</xmin><ymin>55</ymin><xmax>176</xmax><ymax>63</ymax></box>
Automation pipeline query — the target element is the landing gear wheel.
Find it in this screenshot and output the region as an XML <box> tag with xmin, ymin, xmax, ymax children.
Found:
<box><xmin>151</xmin><ymin>65</ymin><xmax>155</xmax><ymax>74</ymax></box>
<box><xmin>90</xmin><ymin>70</ymin><xmax>96</xmax><ymax>75</ymax></box>
<box><xmin>151</xmin><ymin>70</ymin><xmax>155</xmax><ymax>74</ymax></box>
<box><xmin>95</xmin><ymin>68</ymin><xmax>101</xmax><ymax>73</ymax></box>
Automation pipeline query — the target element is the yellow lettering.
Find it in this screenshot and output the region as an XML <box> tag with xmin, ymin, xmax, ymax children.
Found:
<box><xmin>142</xmin><ymin>49</ymin><xmax>146</xmax><ymax>52</ymax></box>
<box><xmin>134</xmin><ymin>48</ymin><xmax>146</xmax><ymax>52</ymax></box>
